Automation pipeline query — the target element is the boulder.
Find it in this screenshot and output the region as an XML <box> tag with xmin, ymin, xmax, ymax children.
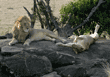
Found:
<box><xmin>24</xmin><ymin>49</ymin><xmax>76</xmax><ymax>67</ymax></box>
<box><xmin>0</xmin><ymin>39</ymin><xmax>110</xmax><ymax>77</ymax></box>
<box><xmin>87</xmin><ymin>68</ymin><xmax>107</xmax><ymax>77</ymax></box>
<box><xmin>1</xmin><ymin>52</ymin><xmax>52</xmax><ymax>76</ymax></box>
<box><xmin>1</xmin><ymin>46</ymin><xmax>23</xmax><ymax>55</ymax></box>
<box><xmin>41</xmin><ymin>72</ymin><xmax>61</xmax><ymax>77</ymax></box>
<box><xmin>55</xmin><ymin>65</ymin><xmax>86</xmax><ymax>77</ymax></box>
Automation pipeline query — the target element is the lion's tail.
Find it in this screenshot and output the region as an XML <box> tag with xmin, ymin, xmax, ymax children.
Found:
<box><xmin>46</xmin><ymin>33</ymin><xmax>66</xmax><ymax>43</ymax></box>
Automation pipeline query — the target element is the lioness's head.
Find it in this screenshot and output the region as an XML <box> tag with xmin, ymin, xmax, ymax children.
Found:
<box><xmin>15</xmin><ymin>16</ymin><xmax>32</xmax><ymax>33</ymax></box>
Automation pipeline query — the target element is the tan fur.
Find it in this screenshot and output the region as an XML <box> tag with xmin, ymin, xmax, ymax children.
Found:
<box><xmin>9</xmin><ymin>16</ymin><xmax>66</xmax><ymax>46</ymax></box>
<box><xmin>56</xmin><ymin>24</ymin><xmax>100</xmax><ymax>54</ymax></box>
<box><xmin>23</xmin><ymin>29</ymin><xmax>66</xmax><ymax>46</ymax></box>
<box><xmin>9</xmin><ymin>16</ymin><xmax>31</xmax><ymax>45</ymax></box>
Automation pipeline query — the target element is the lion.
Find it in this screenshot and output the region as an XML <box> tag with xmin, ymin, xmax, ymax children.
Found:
<box><xmin>23</xmin><ymin>28</ymin><xmax>66</xmax><ymax>46</ymax></box>
<box><xmin>9</xmin><ymin>16</ymin><xmax>66</xmax><ymax>46</ymax></box>
<box><xmin>9</xmin><ymin>16</ymin><xmax>31</xmax><ymax>45</ymax></box>
<box><xmin>56</xmin><ymin>24</ymin><xmax>100</xmax><ymax>54</ymax></box>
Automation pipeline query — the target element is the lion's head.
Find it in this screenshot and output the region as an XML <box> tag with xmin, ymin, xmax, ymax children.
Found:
<box><xmin>12</xmin><ymin>16</ymin><xmax>32</xmax><ymax>42</ymax></box>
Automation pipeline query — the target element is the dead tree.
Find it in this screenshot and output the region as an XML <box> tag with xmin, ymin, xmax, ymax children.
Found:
<box><xmin>37</xmin><ymin>0</ymin><xmax>51</xmax><ymax>30</ymax></box>
<box><xmin>23</xmin><ymin>0</ymin><xmax>44</xmax><ymax>28</ymax></box>
<box><xmin>24</xmin><ymin>0</ymin><xmax>67</xmax><ymax>37</ymax></box>
<box><xmin>23</xmin><ymin>0</ymin><xmax>105</xmax><ymax>37</ymax></box>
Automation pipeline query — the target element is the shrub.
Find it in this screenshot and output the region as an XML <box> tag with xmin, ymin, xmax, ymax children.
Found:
<box><xmin>60</xmin><ymin>0</ymin><xmax>110</xmax><ymax>35</ymax></box>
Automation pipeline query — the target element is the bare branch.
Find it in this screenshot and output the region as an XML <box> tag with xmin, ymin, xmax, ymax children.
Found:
<box><xmin>72</xmin><ymin>0</ymin><xmax>106</xmax><ymax>32</ymax></box>
<box><xmin>23</xmin><ymin>6</ymin><xmax>32</xmax><ymax>18</ymax></box>
<box><xmin>45</xmin><ymin>1</ymin><xmax>60</xmax><ymax>30</ymax></box>
<box><xmin>37</xmin><ymin>0</ymin><xmax>50</xmax><ymax>29</ymax></box>
<box><xmin>41</xmin><ymin>0</ymin><xmax>66</xmax><ymax>36</ymax></box>
<box><xmin>34</xmin><ymin>0</ymin><xmax>44</xmax><ymax>28</ymax></box>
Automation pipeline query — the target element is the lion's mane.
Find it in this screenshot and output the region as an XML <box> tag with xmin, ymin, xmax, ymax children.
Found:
<box><xmin>11</xmin><ymin>16</ymin><xmax>31</xmax><ymax>42</ymax></box>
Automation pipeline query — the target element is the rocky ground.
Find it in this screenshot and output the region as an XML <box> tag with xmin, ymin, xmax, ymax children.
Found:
<box><xmin>0</xmin><ymin>35</ymin><xmax>110</xmax><ymax>77</ymax></box>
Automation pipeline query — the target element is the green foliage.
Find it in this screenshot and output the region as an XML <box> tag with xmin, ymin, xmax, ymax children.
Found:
<box><xmin>60</xmin><ymin>0</ymin><xmax>110</xmax><ymax>35</ymax></box>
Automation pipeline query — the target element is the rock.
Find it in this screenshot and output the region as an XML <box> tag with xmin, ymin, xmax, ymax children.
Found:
<box><xmin>0</xmin><ymin>36</ymin><xmax>7</xmax><ymax>39</ymax></box>
<box><xmin>0</xmin><ymin>39</ymin><xmax>110</xmax><ymax>77</ymax></box>
<box><xmin>1</xmin><ymin>46</ymin><xmax>23</xmax><ymax>56</ymax></box>
<box><xmin>87</xmin><ymin>68</ymin><xmax>107</xmax><ymax>77</ymax></box>
<box><xmin>0</xmin><ymin>39</ymin><xmax>12</xmax><ymax>47</ymax></box>
<box><xmin>0</xmin><ymin>33</ymin><xmax>12</xmax><ymax>39</ymax></box>
<box><xmin>55</xmin><ymin>65</ymin><xmax>86</xmax><ymax>77</ymax></box>
<box><xmin>41</xmin><ymin>72</ymin><xmax>61</xmax><ymax>77</ymax></box>
<box><xmin>24</xmin><ymin>49</ymin><xmax>76</xmax><ymax>68</ymax></box>
<box><xmin>1</xmin><ymin>52</ymin><xmax>52</xmax><ymax>76</ymax></box>
<box><xmin>5</xmin><ymin>33</ymin><xmax>13</xmax><ymax>39</ymax></box>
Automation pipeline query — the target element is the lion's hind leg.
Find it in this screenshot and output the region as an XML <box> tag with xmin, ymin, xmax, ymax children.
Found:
<box><xmin>44</xmin><ymin>36</ymin><xmax>56</xmax><ymax>42</ymax></box>
<box><xmin>9</xmin><ymin>38</ymin><xmax>18</xmax><ymax>45</ymax></box>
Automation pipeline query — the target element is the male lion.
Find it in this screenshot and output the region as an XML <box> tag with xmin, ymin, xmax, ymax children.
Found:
<box><xmin>56</xmin><ymin>24</ymin><xmax>100</xmax><ymax>54</ymax></box>
<box><xmin>9</xmin><ymin>16</ymin><xmax>31</xmax><ymax>45</ymax></box>
<box><xmin>9</xmin><ymin>16</ymin><xmax>66</xmax><ymax>46</ymax></box>
<box><xmin>23</xmin><ymin>28</ymin><xmax>66</xmax><ymax>46</ymax></box>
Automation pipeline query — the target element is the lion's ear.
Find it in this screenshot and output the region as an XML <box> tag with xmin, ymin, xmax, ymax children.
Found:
<box><xmin>18</xmin><ymin>24</ymin><xmax>20</xmax><ymax>29</ymax></box>
<box><xmin>16</xmin><ymin>22</ymin><xmax>21</xmax><ymax>30</ymax></box>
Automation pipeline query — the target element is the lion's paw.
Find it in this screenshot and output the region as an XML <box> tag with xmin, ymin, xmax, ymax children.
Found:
<box><xmin>23</xmin><ymin>43</ymin><xmax>30</xmax><ymax>46</ymax></box>
<box><xmin>9</xmin><ymin>42</ymin><xmax>12</xmax><ymax>46</ymax></box>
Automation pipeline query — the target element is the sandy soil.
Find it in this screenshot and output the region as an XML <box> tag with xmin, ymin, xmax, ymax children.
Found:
<box><xmin>0</xmin><ymin>0</ymin><xmax>75</xmax><ymax>35</ymax></box>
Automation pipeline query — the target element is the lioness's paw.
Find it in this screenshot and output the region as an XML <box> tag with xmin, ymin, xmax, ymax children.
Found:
<box><xmin>62</xmin><ymin>39</ymin><xmax>67</xmax><ymax>43</ymax></box>
<box><xmin>52</xmin><ymin>39</ymin><xmax>56</xmax><ymax>43</ymax></box>
<box><xmin>23</xmin><ymin>43</ymin><xmax>30</xmax><ymax>46</ymax></box>
<box><xmin>56</xmin><ymin>42</ymin><xmax>63</xmax><ymax>46</ymax></box>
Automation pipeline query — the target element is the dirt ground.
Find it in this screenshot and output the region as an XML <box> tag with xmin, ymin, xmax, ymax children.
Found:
<box><xmin>0</xmin><ymin>0</ymin><xmax>75</xmax><ymax>35</ymax></box>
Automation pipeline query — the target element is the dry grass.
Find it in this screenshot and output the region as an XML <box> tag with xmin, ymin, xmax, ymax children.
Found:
<box><xmin>0</xmin><ymin>24</ymin><xmax>12</xmax><ymax>35</ymax></box>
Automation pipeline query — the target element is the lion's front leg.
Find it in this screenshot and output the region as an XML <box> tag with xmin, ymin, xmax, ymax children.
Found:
<box><xmin>23</xmin><ymin>38</ymin><xmax>33</xmax><ymax>46</ymax></box>
<box><xmin>9</xmin><ymin>38</ymin><xmax>18</xmax><ymax>45</ymax></box>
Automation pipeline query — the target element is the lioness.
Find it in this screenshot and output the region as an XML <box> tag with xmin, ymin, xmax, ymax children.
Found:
<box><xmin>9</xmin><ymin>16</ymin><xmax>66</xmax><ymax>46</ymax></box>
<box><xmin>56</xmin><ymin>24</ymin><xmax>100</xmax><ymax>54</ymax></box>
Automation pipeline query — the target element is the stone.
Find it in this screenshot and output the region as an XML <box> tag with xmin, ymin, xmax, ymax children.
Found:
<box><xmin>0</xmin><ymin>39</ymin><xmax>110</xmax><ymax>77</ymax></box>
<box><xmin>1</xmin><ymin>52</ymin><xmax>52</xmax><ymax>76</ymax></box>
<box><xmin>41</xmin><ymin>72</ymin><xmax>61</xmax><ymax>77</ymax></box>
<box><xmin>55</xmin><ymin>65</ymin><xmax>86</xmax><ymax>77</ymax></box>
<box><xmin>5</xmin><ymin>33</ymin><xmax>13</xmax><ymax>39</ymax></box>
<box><xmin>0</xmin><ymin>36</ymin><xmax>7</xmax><ymax>39</ymax></box>
<box><xmin>87</xmin><ymin>68</ymin><xmax>107</xmax><ymax>77</ymax></box>
<box><xmin>24</xmin><ymin>49</ymin><xmax>76</xmax><ymax>67</ymax></box>
<box><xmin>1</xmin><ymin>46</ymin><xmax>23</xmax><ymax>55</ymax></box>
